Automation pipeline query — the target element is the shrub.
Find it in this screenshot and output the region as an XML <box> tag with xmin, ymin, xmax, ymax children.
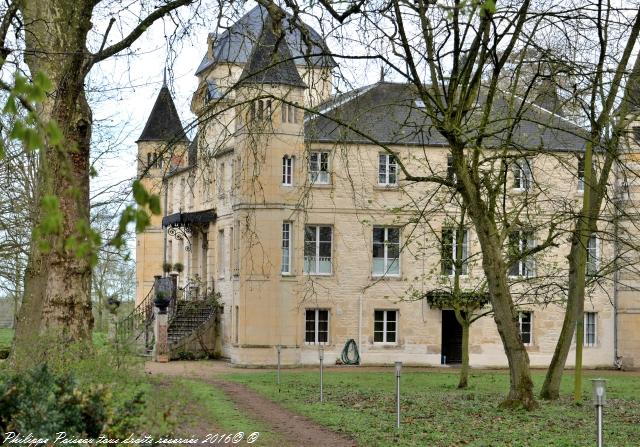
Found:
<box><xmin>0</xmin><ymin>363</ymin><xmax>147</xmax><ymax>441</ymax></box>
<box><xmin>0</xmin><ymin>364</ymin><xmax>108</xmax><ymax>440</ymax></box>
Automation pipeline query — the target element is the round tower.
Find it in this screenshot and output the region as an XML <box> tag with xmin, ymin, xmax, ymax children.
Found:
<box><xmin>135</xmin><ymin>78</ymin><xmax>190</xmax><ymax>305</ymax></box>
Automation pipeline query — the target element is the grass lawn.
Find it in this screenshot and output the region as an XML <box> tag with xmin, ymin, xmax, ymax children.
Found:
<box><xmin>225</xmin><ymin>368</ymin><xmax>640</xmax><ymax>447</ymax></box>
<box><xmin>0</xmin><ymin>329</ymin><xmax>108</xmax><ymax>351</ymax></box>
<box><xmin>0</xmin><ymin>328</ymin><xmax>13</xmax><ymax>349</ymax></box>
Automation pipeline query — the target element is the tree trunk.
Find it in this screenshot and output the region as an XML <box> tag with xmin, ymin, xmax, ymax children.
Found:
<box><xmin>471</xmin><ymin>215</ymin><xmax>537</xmax><ymax>409</ymax></box>
<box><xmin>458</xmin><ymin>316</ymin><xmax>470</xmax><ymax>389</ymax></box>
<box><xmin>12</xmin><ymin>0</ymin><xmax>95</xmax><ymax>362</ymax></box>
<box><xmin>540</xmin><ymin>141</ymin><xmax>596</xmax><ymax>400</ymax></box>
<box><xmin>539</xmin><ymin>235</ymin><xmax>587</xmax><ymax>399</ymax></box>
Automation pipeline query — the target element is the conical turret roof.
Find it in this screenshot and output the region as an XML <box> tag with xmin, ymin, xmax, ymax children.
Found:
<box><xmin>239</xmin><ymin>16</ymin><xmax>306</xmax><ymax>88</ymax></box>
<box><xmin>137</xmin><ymin>83</ymin><xmax>189</xmax><ymax>143</ymax></box>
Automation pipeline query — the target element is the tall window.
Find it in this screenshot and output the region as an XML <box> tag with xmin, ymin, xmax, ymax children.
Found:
<box><xmin>518</xmin><ymin>311</ymin><xmax>532</xmax><ymax>345</ymax></box>
<box><xmin>584</xmin><ymin>312</ymin><xmax>597</xmax><ymax>347</ymax></box>
<box><xmin>305</xmin><ymin>309</ymin><xmax>329</xmax><ymax>344</ymax></box>
<box><xmin>374</xmin><ymin>310</ymin><xmax>397</xmax><ymax>343</ymax></box>
<box><xmin>446</xmin><ymin>155</ymin><xmax>456</xmax><ymax>183</ymax></box>
<box><xmin>372</xmin><ymin>227</ymin><xmax>400</xmax><ymax>276</ymax></box>
<box><xmin>309</xmin><ymin>151</ymin><xmax>330</xmax><ymax>184</ymax></box>
<box><xmin>587</xmin><ymin>234</ymin><xmax>598</xmax><ymax>277</ymax></box>
<box><xmin>234</xmin><ymin>305</ymin><xmax>239</xmax><ymax>344</ymax></box>
<box><xmin>577</xmin><ymin>157</ymin><xmax>585</xmax><ymax>192</ymax></box>
<box><xmin>378</xmin><ymin>154</ymin><xmax>397</xmax><ymax>186</ymax></box>
<box><xmin>441</xmin><ymin>228</ymin><xmax>469</xmax><ymax>276</ymax></box>
<box><xmin>303</xmin><ymin>225</ymin><xmax>332</xmax><ymax>275</ymax></box>
<box><xmin>217</xmin><ymin>229</ymin><xmax>225</xmax><ymax>279</ymax></box>
<box><xmin>281</xmin><ymin>222</ymin><xmax>292</xmax><ymax>274</ymax></box>
<box><xmin>227</xmin><ymin>228</ymin><xmax>233</xmax><ymax>275</ymax></box>
<box><xmin>217</xmin><ymin>162</ymin><xmax>225</xmax><ymax>196</ymax></box>
<box><xmin>147</xmin><ymin>152</ymin><xmax>162</xmax><ymax>169</ymax></box>
<box><xmin>233</xmin><ymin>220</ymin><xmax>240</xmax><ymax>276</ymax></box>
<box><xmin>179</xmin><ymin>178</ymin><xmax>185</xmax><ymax>211</ymax></box>
<box><xmin>508</xmin><ymin>230</ymin><xmax>535</xmax><ymax>277</ymax></box>
<box><xmin>281</xmin><ymin>102</ymin><xmax>298</xmax><ymax>123</ymax></box>
<box><xmin>250</xmin><ymin>99</ymin><xmax>272</xmax><ymax>121</ymax></box>
<box><xmin>513</xmin><ymin>158</ymin><xmax>532</xmax><ymax>190</ymax></box>
<box><xmin>282</xmin><ymin>156</ymin><xmax>293</xmax><ymax>186</ymax></box>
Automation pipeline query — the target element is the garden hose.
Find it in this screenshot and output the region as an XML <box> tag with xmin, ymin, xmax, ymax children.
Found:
<box><xmin>341</xmin><ymin>338</ymin><xmax>360</xmax><ymax>365</ymax></box>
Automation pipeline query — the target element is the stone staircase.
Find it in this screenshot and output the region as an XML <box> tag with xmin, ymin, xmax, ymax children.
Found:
<box><xmin>168</xmin><ymin>300</ymin><xmax>217</xmax><ymax>347</ymax></box>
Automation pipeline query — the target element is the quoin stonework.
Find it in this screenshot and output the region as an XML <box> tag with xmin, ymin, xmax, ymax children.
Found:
<box><xmin>135</xmin><ymin>4</ymin><xmax>640</xmax><ymax>368</ymax></box>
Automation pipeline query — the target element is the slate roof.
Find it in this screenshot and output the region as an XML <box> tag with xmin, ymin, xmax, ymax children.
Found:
<box><xmin>195</xmin><ymin>4</ymin><xmax>335</xmax><ymax>76</ymax></box>
<box><xmin>305</xmin><ymin>82</ymin><xmax>588</xmax><ymax>151</ymax></box>
<box><xmin>137</xmin><ymin>85</ymin><xmax>189</xmax><ymax>143</ymax></box>
<box><xmin>239</xmin><ymin>16</ymin><xmax>306</xmax><ymax>88</ymax></box>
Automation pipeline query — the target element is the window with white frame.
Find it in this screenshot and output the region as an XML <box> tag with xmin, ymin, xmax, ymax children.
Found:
<box><xmin>282</xmin><ymin>156</ymin><xmax>293</xmax><ymax>186</ymax></box>
<box><xmin>374</xmin><ymin>310</ymin><xmax>397</xmax><ymax>343</ymax></box>
<box><xmin>513</xmin><ymin>158</ymin><xmax>532</xmax><ymax>190</ymax></box>
<box><xmin>309</xmin><ymin>151</ymin><xmax>330</xmax><ymax>184</ymax></box>
<box><xmin>586</xmin><ymin>234</ymin><xmax>598</xmax><ymax>277</ymax></box>
<box><xmin>577</xmin><ymin>157</ymin><xmax>585</xmax><ymax>192</ymax></box>
<box><xmin>508</xmin><ymin>230</ymin><xmax>535</xmax><ymax>277</ymax></box>
<box><xmin>372</xmin><ymin>227</ymin><xmax>400</xmax><ymax>276</ymax></box>
<box><xmin>217</xmin><ymin>229</ymin><xmax>225</xmax><ymax>278</ymax></box>
<box><xmin>584</xmin><ymin>312</ymin><xmax>597</xmax><ymax>347</ymax></box>
<box><xmin>378</xmin><ymin>154</ymin><xmax>397</xmax><ymax>186</ymax></box>
<box><xmin>303</xmin><ymin>225</ymin><xmax>332</xmax><ymax>274</ymax></box>
<box><xmin>281</xmin><ymin>222</ymin><xmax>292</xmax><ymax>274</ymax></box>
<box><xmin>441</xmin><ymin>228</ymin><xmax>469</xmax><ymax>276</ymax></box>
<box><xmin>305</xmin><ymin>309</ymin><xmax>328</xmax><ymax>344</ymax></box>
<box><xmin>518</xmin><ymin>311</ymin><xmax>533</xmax><ymax>345</ymax></box>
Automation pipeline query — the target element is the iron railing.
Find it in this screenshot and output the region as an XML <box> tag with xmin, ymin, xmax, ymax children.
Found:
<box><xmin>116</xmin><ymin>285</ymin><xmax>155</xmax><ymax>347</ymax></box>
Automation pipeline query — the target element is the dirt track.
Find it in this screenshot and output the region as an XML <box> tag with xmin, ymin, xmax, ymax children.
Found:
<box><xmin>147</xmin><ymin>361</ymin><xmax>356</xmax><ymax>447</ymax></box>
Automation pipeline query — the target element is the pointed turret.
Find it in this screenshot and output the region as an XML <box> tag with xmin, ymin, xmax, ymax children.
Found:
<box><xmin>137</xmin><ymin>83</ymin><xmax>189</xmax><ymax>143</ymax></box>
<box><xmin>239</xmin><ymin>16</ymin><xmax>306</xmax><ymax>88</ymax></box>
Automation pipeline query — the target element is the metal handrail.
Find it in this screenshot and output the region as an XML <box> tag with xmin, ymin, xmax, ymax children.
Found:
<box><xmin>116</xmin><ymin>285</ymin><xmax>155</xmax><ymax>343</ymax></box>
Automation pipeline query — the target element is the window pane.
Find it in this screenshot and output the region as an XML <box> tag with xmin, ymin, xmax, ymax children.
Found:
<box><xmin>374</xmin><ymin>310</ymin><xmax>384</xmax><ymax>322</ymax></box>
<box><xmin>374</xmin><ymin>331</ymin><xmax>384</xmax><ymax>342</ymax></box>
<box><xmin>319</xmin><ymin>226</ymin><xmax>332</xmax><ymax>242</ymax></box>
<box><xmin>388</xmin><ymin>228</ymin><xmax>399</xmax><ymax>243</ymax></box>
<box><xmin>387</xmin><ymin>258</ymin><xmax>399</xmax><ymax>275</ymax></box>
<box><xmin>379</xmin><ymin>154</ymin><xmax>387</xmax><ymax>184</ymax></box>
<box><xmin>387</xmin><ymin>311</ymin><xmax>396</xmax><ymax>322</ymax></box>
<box><xmin>389</xmin><ymin>157</ymin><xmax>397</xmax><ymax>184</ymax></box>
<box><xmin>372</xmin><ymin>258</ymin><xmax>385</xmax><ymax>275</ymax></box>
<box><xmin>386</xmin><ymin>331</ymin><xmax>396</xmax><ymax>343</ymax></box>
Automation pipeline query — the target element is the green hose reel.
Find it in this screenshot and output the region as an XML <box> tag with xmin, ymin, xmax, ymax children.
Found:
<box><xmin>341</xmin><ymin>338</ymin><xmax>360</xmax><ymax>365</ymax></box>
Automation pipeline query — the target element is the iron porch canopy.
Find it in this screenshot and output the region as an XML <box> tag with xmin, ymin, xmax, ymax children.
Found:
<box><xmin>162</xmin><ymin>209</ymin><xmax>216</xmax><ymax>228</ymax></box>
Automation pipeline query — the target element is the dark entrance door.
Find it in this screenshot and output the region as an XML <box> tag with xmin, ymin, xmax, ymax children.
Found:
<box><xmin>441</xmin><ymin>310</ymin><xmax>462</xmax><ymax>364</ymax></box>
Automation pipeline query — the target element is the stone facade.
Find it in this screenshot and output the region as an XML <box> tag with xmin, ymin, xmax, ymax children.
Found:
<box><xmin>135</xmin><ymin>5</ymin><xmax>640</xmax><ymax>369</ymax></box>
